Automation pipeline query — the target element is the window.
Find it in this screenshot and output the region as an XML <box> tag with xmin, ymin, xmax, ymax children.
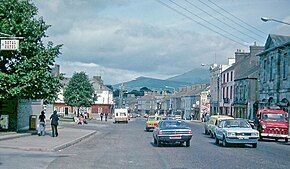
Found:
<box><xmin>222</xmin><ymin>87</ymin><xmax>225</xmax><ymax>98</ymax></box>
<box><xmin>230</xmin><ymin>71</ymin><xmax>233</xmax><ymax>81</ymax></box>
<box><xmin>270</xmin><ymin>56</ymin><xmax>273</xmax><ymax>81</ymax></box>
<box><xmin>230</xmin><ymin>86</ymin><xmax>233</xmax><ymax>99</ymax></box>
<box><xmin>226</xmin><ymin>87</ymin><xmax>229</xmax><ymax>98</ymax></box>
<box><xmin>227</xmin><ymin>72</ymin><xmax>229</xmax><ymax>82</ymax></box>
<box><xmin>223</xmin><ymin>74</ymin><xmax>225</xmax><ymax>83</ymax></box>
<box><xmin>244</xmin><ymin>85</ymin><xmax>247</xmax><ymax>100</ymax></box>
<box><xmin>263</xmin><ymin>59</ymin><xmax>267</xmax><ymax>82</ymax></box>
<box><xmin>283</xmin><ymin>53</ymin><xmax>288</xmax><ymax>79</ymax></box>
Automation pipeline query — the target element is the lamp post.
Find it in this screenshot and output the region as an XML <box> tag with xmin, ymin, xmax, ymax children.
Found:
<box><xmin>261</xmin><ymin>17</ymin><xmax>290</xmax><ymax>26</ymax></box>
<box><xmin>165</xmin><ymin>86</ymin><xmax>175</xmax><ymax>115</ymax></box>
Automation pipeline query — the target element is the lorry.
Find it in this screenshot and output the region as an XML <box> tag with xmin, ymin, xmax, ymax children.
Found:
<box><xmin>255</xmin><ymin>107</ymin><xmax>288</xmax><ymax>142</ymax></box>
<box><xmin>114</xmin><ymin>108</ymin><xmax>129</xmax><ymax>123</ymax></box>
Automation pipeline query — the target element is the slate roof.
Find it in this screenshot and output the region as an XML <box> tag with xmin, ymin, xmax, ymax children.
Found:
<box><xmin>258</xmin><ymin>34</ymin><xmax>290</xmax><ymax>55</ymax></box>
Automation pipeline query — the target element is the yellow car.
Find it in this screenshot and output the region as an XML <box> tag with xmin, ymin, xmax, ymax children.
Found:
<box><xmin>204</xmin><ymin>115</ymin><xmax>234</xmax><ymax>138</ymax></box>
<box><xmin>145</xmin><ymin>115</ymin><xmax>162</xmax><ymax>132</ymax></box>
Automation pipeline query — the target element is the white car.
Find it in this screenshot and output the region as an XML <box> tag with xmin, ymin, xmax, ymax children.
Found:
<box><xmin>214</xmin><ymin>119</ymin><xmax>259</xmax><ymax>148</ymax></box>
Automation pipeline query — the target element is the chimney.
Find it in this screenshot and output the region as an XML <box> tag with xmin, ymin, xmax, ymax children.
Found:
<box><xmin>250</xmin><ymin>45</ymin><xmax>264</xmax><ymax>57</ymax></box>
<box><xmin>235</xmin><ymin>49</ymin><xmax>248</xmax><ymax>63</ymax></box>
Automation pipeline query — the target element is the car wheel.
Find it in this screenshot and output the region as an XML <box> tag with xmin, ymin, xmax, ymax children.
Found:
<box><xmin>222</xmin><ymin>136</ymin><xmax>228</xmax><ymax>147</ymax></box>
<box><xmin>215</xmin><ymin>136</ymin><xmax>219</xmax><ymax>145</ymax></box>
<box><xmin>156</xmin><ymin>140</ymin><xmax>161</xmax><ymax>147</ymax></box>
<box><xmin>285</xmin><ymin>138</ymin><xmax>288</xmax><ymax>143</ymax></box>
<box><xmin>204</xmin><ymin>129</ymin><xmax>208</xmax><ymax>135</ymax></box>
<box><xmin>186</xmin><ymin>140</ymin><xmax>190</xmax><ymax>147</ymax></box>
<box><xmin>210</xmin><ymin>131</ymin><xmax>213</xmax><ymax>138</ymax></box>
<box><xmin>154</xmin><ymin>138</ymin><xmax>157</xmax><ymax>144</ymax></box>
<box><xmin>252</xmin><ymin>143</ymin><xmax>257</xmax><ymax>148</ymax></box>
<box><xmin>145</xmin><ymin>127</ymin><xmax>149</xmax><ymax>132</ymax></box>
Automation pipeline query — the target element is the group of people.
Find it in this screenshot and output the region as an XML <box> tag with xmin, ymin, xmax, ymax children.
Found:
<box><xmin>100</xmin><ymin>112</ymin><xmax>109</xmax><ymax>121</ymax></box>
<box><xmin>74</xmin><ymin>113</ymin><xmax>88</xmax><ymax>125</ymax></box>
<box><xmin>37</xmin><ymin>110</ymin><xmax>59</xmax><ymax>137</ymax></box>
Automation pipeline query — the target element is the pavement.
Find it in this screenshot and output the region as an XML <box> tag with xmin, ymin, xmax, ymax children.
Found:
<box><xmin>0</xmin><ymin>122</ymin><xmax>97</xmax><ymax>152</ymax></box>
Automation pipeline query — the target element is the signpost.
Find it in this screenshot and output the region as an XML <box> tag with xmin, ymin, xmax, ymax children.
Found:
<box><xmin>0</xmin><ymin>32</ymin><xmax>23</xmax><ymax>51</ymax></box>
<box><xmin>1</xmin><ymin>39</ymin><xmax>19</xmax><ymax>50</ymax></box>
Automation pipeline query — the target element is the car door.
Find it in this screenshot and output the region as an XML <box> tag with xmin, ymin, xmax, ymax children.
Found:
<box><xmin>215</xmin><ymin>121</ymin><xmax>225</xmax><ymax>139</ymax></box>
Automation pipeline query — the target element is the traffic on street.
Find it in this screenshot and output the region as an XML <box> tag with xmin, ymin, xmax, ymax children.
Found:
<box><xmin>2</xmin><ymin>117</ymin><xmax>288</xmax><ymax>169</ymax></box>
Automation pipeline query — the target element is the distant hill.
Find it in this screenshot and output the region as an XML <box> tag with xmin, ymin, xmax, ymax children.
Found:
<box><xmin>167</xmin><ymin>68</ymin><xmax>210</xmax><ymax>84</ymax></box>
<box><xmin>113</xmin><ymin>76</ymin><xmax>191</xmax><ymax>91</ymax></box>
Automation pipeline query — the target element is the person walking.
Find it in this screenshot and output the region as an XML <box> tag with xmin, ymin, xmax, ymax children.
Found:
<box><xmin>105</xmin><ymin>112</ymin><xmax>108</xmax><ymax>121</ymax></box>
<box><xmin>50</xmin><ymin>110</ymin><xmax>59</xmax><ymax>137</ymax></box>
<box><xmin>38</xmin><ymin>110</ymin><xmax>46</xmax><ymax>136</ymax></box>
<box><xmin>100</xmin><ymin>112</ymin><xmax>104</xmax><ymax>121</ymax></box>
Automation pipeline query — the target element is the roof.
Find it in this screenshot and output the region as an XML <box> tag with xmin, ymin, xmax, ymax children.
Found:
<box><xmin>265</xmin><ymin>34</ymin><xmax>290</xmax><ymax>50</ymax></box>
<box><xmin>258</xmin><ymin>34</ymin><xmax>290</xmax><ymax>55</ymax></box>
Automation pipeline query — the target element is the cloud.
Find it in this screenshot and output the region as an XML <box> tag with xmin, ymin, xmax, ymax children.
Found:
<box><xmin>59</xmin><ymin>61</ymin><xmax>170</xmax><ymax>85</ymax></box>
<box><xmin>54</xmin><ymin>16</ymin><xmax>242</xmax><ymax>77</ymax></box>
<box><xmin>35</xmin><ymin>0</ymin><xmax>267</xmax><ymax>85</ymax></box>
<box><xmin>271</xmin><ymin>16</ymin><xmax>290</xmax><ymax>36</ymax></box>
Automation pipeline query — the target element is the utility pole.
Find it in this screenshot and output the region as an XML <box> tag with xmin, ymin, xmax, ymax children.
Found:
<box><xmin>119</xmin><ymin>83</ymin><xmax>124</xmax><ymax>108</ymax></box>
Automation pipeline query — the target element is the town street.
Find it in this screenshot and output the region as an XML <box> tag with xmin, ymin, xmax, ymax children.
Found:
<box><xmin>1</xmin><ymin>118</ymin><xmax>289</xmax><ymax>169</ymax></box>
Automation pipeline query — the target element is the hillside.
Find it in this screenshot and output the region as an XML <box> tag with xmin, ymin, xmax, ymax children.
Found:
<box><xmin>113</xmin><ymin>76</ymin><xmax>190</xmax><ymax>91</ymax></box>
<box><xmin>167</xmin><ymin>68</ymin><xmax>210</xmax><ymax>84</ymax></box>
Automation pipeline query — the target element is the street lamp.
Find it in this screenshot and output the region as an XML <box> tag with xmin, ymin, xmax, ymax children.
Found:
<box><xmin>165</xmin><ymin>86</ymin><xmax>175</xmax><ymax>115</ymax></box>
<box><xmin>261</xmin><ymin>17</ymin><xmax>290</xmax><ymax>26</ymax></box>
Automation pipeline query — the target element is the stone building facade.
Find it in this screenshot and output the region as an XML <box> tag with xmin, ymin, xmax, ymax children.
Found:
<box><xmin>258</xmin><ymin>34</ymin><xmax>290</xmax><ymax>112</ymax></box>
<box><xmin>234</xmin><ymin>45</ymin><xmax>264</xmax><ymax>119</ymax></box>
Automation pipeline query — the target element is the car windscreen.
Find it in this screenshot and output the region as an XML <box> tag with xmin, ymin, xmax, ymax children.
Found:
<box><xmin>161</xmin><ymin>121</ymin><xmax>188</xmax><ymax>129</ymax></box>
<box><xmin>120</xmin><ymin>113</ymin><xmax>126</xmax><ymax>116</ymax></box>
<box><xmin>262</xmin><ymin>113</ymin><xmax>287</xmax><ymax>121</ymax></box>
<box><xmin>148</xmin><ymin>116</ymin><xmax>155</xmax><ymax>121</ymax></box>
<box><xmin>224</xmin><ymin>119</ymin><xmax>251</xmax><ymax>128</ymax></box>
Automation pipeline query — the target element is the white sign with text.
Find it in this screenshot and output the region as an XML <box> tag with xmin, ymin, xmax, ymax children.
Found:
<box><xmin>1</xmin><ymin>39</ymin><xmax>19</xmax><ymax>50</ymax></box>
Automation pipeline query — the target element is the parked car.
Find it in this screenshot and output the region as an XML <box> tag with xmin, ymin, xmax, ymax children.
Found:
<box><xmin>145</xmin><ymin>115</ymin><xmax>162</xmax><ymax>131</ymax></box>
<box><xmin>174</xmin><ymin>115</ymin><xmax>182</xmax><ymax>120</ymax></box>
<box><xmin>214</xmin><ymin>119</ymin><xmax>259</xmax><ymax>148</ymax></box>
<box><xmin>204</xmin><ymin>115</ymin><xmax>234</xmax><ymax>138</ymax></box>
<box><xmin>256</xmin><ymin>107</ymin><xmax>288</xmax><ymax>142</ymax></box>
<box><xmin>153</xmin><ymin>120</ymin><xmax>192</xmax><ymax>147</ymax></box>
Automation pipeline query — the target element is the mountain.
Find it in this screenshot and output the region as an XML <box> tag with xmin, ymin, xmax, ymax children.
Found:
<box><xmin>167</xmin><ymin>68</ymin><xmax>210</xmax><ymax>84</ymax></box>
<box><xmin>113</xmin><ymin>76</ymin><xmax>191</xmax><ymax>91</ymax></box>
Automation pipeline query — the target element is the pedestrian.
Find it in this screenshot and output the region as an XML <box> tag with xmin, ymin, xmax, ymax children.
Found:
<box><xmin>191</xmin><ymin>113</ymin><xmax>195</xmax><ymax>120</ymax></box>
<box><xmin>100</xmin><ymin>112</ymin><xmax>104</xmax><ymax>121</ymax></box>
<box><xmin>50</xmin><ymin>110</ymin><xmax>59</xmax><ymax>137</ymax></box>
<box><xmin>105</xmin><ymin>112</ymin><xmax>108</xmax><ymax>121</ymax></box>
<box><xmin>38</xmin><ymin>110</ymin><xmax>46</xmax><ymax>136</ymax></box>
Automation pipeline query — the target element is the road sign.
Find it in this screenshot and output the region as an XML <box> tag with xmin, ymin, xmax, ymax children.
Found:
<box><xmin>1</xmin><ymin>39</ymin><xmax>19</xmax><ymax>50</ymax></box>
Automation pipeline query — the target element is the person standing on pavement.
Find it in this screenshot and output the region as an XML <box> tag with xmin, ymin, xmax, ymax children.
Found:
<box><xmin>100</xmin><ymin>112</ymin><xmax>104</xmax><ymax>121</ymax></box>
<box><xmin>105</xmin><ymin>112</ymin><xmax>108</xmax><ymax>121</ymax></box>
<box><xmin>38</xmin><ymin>111</ymin><xmax>46</xmax><ymax>136</ymax></box>
<box><xmin>50</xmin><ymin>110</ymin><xmax>59</xmax><ymax>137</ymax></box>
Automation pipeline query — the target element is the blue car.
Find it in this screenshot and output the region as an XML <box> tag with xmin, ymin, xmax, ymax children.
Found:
<box><xmin>153</xmin><ymin>120</ymin><xmax>192</xmax><ymax>147</ymax></box>
<box><xmin>214</xmin><ymin>119</ymin><xmax>259</xmax><ymax>148</ymax></box>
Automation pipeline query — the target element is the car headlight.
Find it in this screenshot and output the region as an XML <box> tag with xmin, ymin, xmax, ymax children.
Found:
<box><xmin>262</xmin><ymin>125</ymin><xmax>266</xmax><ymax>129</ymax></box>
<box><xmin>227</xmin><ymin>132</ymin><xmax>236</xmax><ymax>137</ymax></box>
<box><xmin>252</xmin><ymin>132</ymin><xmax>259</xmax><ymax>136</ymax></box>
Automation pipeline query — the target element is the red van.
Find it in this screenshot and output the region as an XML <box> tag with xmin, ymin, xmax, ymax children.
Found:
<box><xmin>256</xmin><ymin>108</ymin><xmax>288</xmax><ymax>142</ymax></box>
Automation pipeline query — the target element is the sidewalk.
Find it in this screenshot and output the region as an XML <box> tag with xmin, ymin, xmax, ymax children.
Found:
<box><xmin>0</xmin><ymin>126</ymin><xmax>96</xmax><ymax>152</ymax></box>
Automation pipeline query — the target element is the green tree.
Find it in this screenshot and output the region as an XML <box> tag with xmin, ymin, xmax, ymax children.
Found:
<box><xmin>64</xmin><ymin>72</ymin><xmax>94</xmax><ymax>115</ymax></box>
<box><xmin>0</xmin><ymin>0</ymin><xmax>62</xmax><ymax>102</ymax></box>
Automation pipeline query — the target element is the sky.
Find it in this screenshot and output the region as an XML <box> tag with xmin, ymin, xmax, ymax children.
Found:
<box><xmin>33</xmin><ymin>0</ymin><xmax>290</xmax><ymax>85</ymax></box>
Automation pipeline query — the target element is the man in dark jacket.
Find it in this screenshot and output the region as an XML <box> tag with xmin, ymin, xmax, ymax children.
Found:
<box><xmin>50</xmin><ymin>110</ymin><xmax>59</xmax><ymax>137</ymax></box>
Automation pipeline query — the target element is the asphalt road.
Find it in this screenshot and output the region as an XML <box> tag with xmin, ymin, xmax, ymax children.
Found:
<box><xmin>1</xmin><ymin>118</ymin><xmax>289</xmax><ymax>169</ymax></box>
